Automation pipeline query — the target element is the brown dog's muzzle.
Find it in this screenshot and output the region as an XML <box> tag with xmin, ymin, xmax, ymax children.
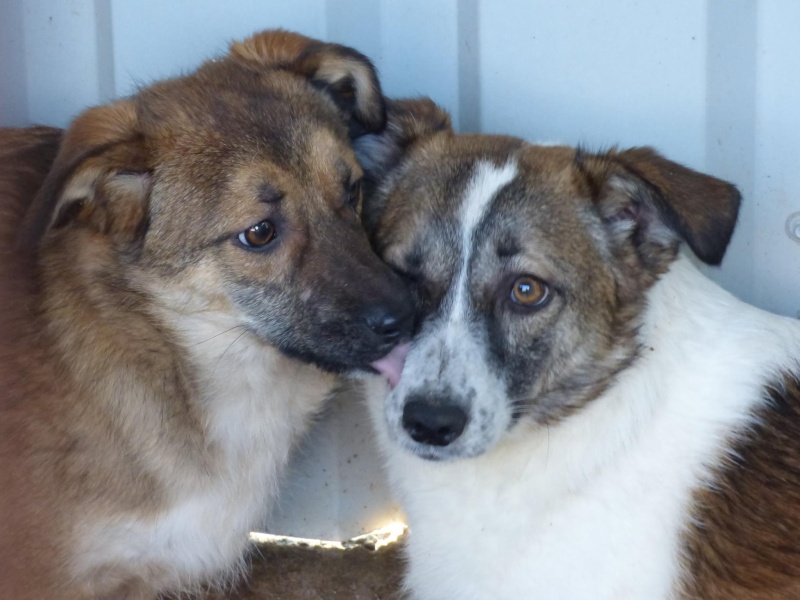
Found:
<box><xmin>242</xmin><ymin>222</ymin><xmax>414</xmax><ymax>375</ymax></box>
<box><xmin>310</xmin><ymin>242</ymin><xmax>415</xmax><ymax>371</ymax></box>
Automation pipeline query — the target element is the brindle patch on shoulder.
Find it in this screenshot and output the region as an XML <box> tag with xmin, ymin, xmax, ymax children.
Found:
<box><xmin>681</xmin><ymin>370</ymin><xmax>800</xmax><ymax>599</ymax></box>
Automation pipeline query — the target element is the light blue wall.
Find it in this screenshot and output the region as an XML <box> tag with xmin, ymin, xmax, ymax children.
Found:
<box><xmin>2</xmin><ymin>0</ymin><xmax>798</xmax><ymax>318</ymax></box>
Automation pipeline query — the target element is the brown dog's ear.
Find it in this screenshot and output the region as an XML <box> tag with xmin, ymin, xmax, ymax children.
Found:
<box><xmin>230</xmin><ymin>29</ymin><xmax>385</xmax><ymax>137</ymax></box>
<box><xmin>19</xmin><ymin>100</ymin><xmax>151</xmax><ymax>248</ymax></box>
<box><xmin>577</xmin><ymin>147</ymin><xmax>740</xmax><ymax>268</ymax></box>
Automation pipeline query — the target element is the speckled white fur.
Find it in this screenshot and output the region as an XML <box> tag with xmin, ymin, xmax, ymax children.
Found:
<box><xmin>367</xmin><ymin>256</ymin><xmax>800</xmax><ymax>599</ymax></box>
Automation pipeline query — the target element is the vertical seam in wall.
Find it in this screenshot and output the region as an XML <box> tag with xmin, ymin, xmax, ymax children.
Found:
<box><xmin>0</xmin><ymin>0</ymin><xmax>29</xmax><ymax>125</ymax></box>
<box><xmin>324</xmin><ymin>0</ymin><xmax>384</xmax><ymax>537</ymax></box>
<box><xmin>704</xmin><ymin>0</ymin><xmax>757</xmax><ymax>296</ymax></box>
<box><xmin>94</xmin><ymin>0</ymin><xmax>116</xmax><ymax>102</ymax></box>
<box><xmin>457</xmin><ymin>0</ymin><xmax>481</xmax><ymax>133</ymax></box>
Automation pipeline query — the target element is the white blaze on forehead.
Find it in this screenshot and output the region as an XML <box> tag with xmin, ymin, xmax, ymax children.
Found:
<box><xmin>383</xmin><ymin>160</ymin><xmax>518</xmax><ymax>458</ymax></box>
<box><xmin>450</xmin><ymin>160</ymin><xmax>518</xmax><ymax>321</ymax></box>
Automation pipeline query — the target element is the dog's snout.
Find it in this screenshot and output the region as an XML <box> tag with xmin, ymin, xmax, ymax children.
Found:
<box><xmin>402</xmin><ymin>399</ymin><xmax>468</xmax><ymax>447</ymax></box>
<box><xmin>366</xmin><ymin>304</ymin><xmax>414</xmax><ymax>344</ymax></box>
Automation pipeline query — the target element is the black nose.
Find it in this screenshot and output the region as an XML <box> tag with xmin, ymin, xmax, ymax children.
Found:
<box><xmin>402</xmin><ymin>399</ymin><xmax>468</xmax><ymax>447</ymax></box>
<box><xmin>365</xmin><ymin>304</ymin><xmax>414</xmax><ymax>344</ymax></box>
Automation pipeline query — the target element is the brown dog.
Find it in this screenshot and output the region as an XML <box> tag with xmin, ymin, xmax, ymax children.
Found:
<box><xmin>0</xmin><ymin>30</ymin><xmax>412</xmax><ymax>600</ymax></box>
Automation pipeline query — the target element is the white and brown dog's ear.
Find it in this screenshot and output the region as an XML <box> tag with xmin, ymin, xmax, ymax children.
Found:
<box><xmin>355</xmin><ymin>97</ymin><xmax>452</xmax><ymax>181</ymax></box>
<box><xmin>230</xmin><ymin>29</ymin><xmax>385</xmax><ymax>137</ymax></box>
<box><xmin>19</xmin><ymin>100</ymin><xmax>151</xmax><ymax>248</ymax></box>
<box><xmin>576</xmin><ymin>147</ymin><xmax>741</xmax><ymax>269</ymax></box>
<box><xmin>354</xmin><ymin>97</ymin><xmax>452</xmax><ymax>233</ymax></box>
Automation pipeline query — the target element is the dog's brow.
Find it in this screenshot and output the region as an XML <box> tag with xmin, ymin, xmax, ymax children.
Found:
<box><xmin>497</xmin><ymin>240</ymin><xmax>522</xmax><ymax>258</ymax></box>
<box><xmin>258</xmin><ymin>183</ymin><xmax>283</xmax><ymax>204</ymax></box>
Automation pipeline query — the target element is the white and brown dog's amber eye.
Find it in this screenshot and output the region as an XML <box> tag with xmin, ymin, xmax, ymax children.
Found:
<box><xmin>238</xmin><ymin>220</ymin><xmax>276</xmax><ymax>248</ymax></box>
<box><xmin>511</xmin><ymin>276</ymin><xmax>549</xmax><ymax>307</ymax></box>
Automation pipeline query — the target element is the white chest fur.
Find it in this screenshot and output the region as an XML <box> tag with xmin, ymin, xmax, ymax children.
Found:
<box><xmin>76</xmin><ymin>310</ymin><xmax>336</xmax><ymax>591</ymax></box>
<box><xmin>369</xmin><ymin>257</ymin><xmax>800</xmax><ymax>600</ymax></box>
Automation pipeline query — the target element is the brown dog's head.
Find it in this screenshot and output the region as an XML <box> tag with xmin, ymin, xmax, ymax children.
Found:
<box><xmin>21</xmin><ymin>30</ymin><xmax>413</xmax><ymax>374</ymax></box>
<box><xmin>358</xmin><ymin>99</ymin><xmax>740</xmax><ymax>460</ymax></box>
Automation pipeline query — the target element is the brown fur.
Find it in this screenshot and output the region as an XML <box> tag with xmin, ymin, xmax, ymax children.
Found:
<box><xmin>0</xmin><ymin>126</ymin><xmax>63</xmax><ymax>600</ymax></box>
<box><xmin>682</xmin><ymin>372</ymin><xmax>800</xmax><ymax>599</ymax></box>
<box><xmin>0</xmin><ymin>30</ymin><xmax>411</xmax><ymax>600</ymax></box>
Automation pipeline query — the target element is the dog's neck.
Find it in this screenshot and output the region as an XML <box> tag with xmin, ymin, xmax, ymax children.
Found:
<box><xmin>148</xmin><ymin>279</ymin><xmax>339</xmax><ymax>457</ymax></box>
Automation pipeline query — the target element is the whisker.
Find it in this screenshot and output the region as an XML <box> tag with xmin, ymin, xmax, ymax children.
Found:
<box><xmin>214</xmin><ymin>330</ymin><xmax>248</xmax><ymax>371</ymax></box>
<box><xmin>189</xmin><ymin>325</ymin><xmax>245</xmax><ymax>347</ymax></box>
<box><xmin>544</xmin><ymin>416</ymin><xmax>551</xmax><ymax>469</ymax></box>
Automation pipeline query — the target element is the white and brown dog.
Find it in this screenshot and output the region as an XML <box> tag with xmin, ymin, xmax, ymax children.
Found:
<box><xmin>361</xmin><ymin>99</ymin><xmax>800</xmax><ymax>599</ymax></box>
<box><xmin>0</xmin><ymin>31</ymin><xmax>413</xmax><ymax>600</ymax></box>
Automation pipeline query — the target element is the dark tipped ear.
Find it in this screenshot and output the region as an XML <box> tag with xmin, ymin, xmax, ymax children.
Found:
<box><xmin>577</xmin><ymin>147</ymin><xmax>740</xmax><ymax>267</ymax></box>
<box><xmin>229</xmin><ymin>29</ymin><xmax>385</xmax><ymax>137</ymax></box>
<box><xmin>355</xmin><ymin>97</ymin><xmax>452</xmax><ymax>182</ymax></box>
<box><xmin>18</xmin><ymin>100</ymin><xmax>151</xmax><ymax>249</ymax></box>
<box><xmin>353</xmin><ymin>98</ymin><xmax>451</xmax><ymax>235</ymax></box>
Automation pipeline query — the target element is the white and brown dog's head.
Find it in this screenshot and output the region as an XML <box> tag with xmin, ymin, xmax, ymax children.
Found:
<box><xmin>21</xmin><ymin>30</ymin><xmax>413</xmax><ymax>374</ymax></box>
<box><xmin>359</xmin><ymin>99</ymin><xmax>740</xmax><ymax>460</ymax></box>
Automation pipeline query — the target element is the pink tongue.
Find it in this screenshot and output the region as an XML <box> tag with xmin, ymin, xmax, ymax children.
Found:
<box><xmin>370</xmin><ymin>342</ymin><xmax>411</xmax><ymax>389</ymax></box>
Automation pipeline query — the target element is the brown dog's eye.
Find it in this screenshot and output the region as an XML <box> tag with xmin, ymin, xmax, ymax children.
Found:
<box><xmin>348</xmin><ymin>179</ymin><xmax>362</xmax><ymax>212</ymax></box>
<box><xmin>511</xmin><ymin>276</ymin><xmax>549</xmax><ymax>307</ymax></box>
<box><xmin>238</xmin><ymin>220</ymin><xmax>276</xmax><ymax>248</ymax></box>
<box><xmin>337</xmin><ymin>80</ymin><xmax>356</xmax><ymax>98</ymax></box>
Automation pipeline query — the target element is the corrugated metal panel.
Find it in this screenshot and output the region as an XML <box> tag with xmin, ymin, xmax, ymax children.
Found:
<box><xmin>2</xmin><ymin>0</ymin><xmax>799</xmax><ymax>539</ymax></box>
